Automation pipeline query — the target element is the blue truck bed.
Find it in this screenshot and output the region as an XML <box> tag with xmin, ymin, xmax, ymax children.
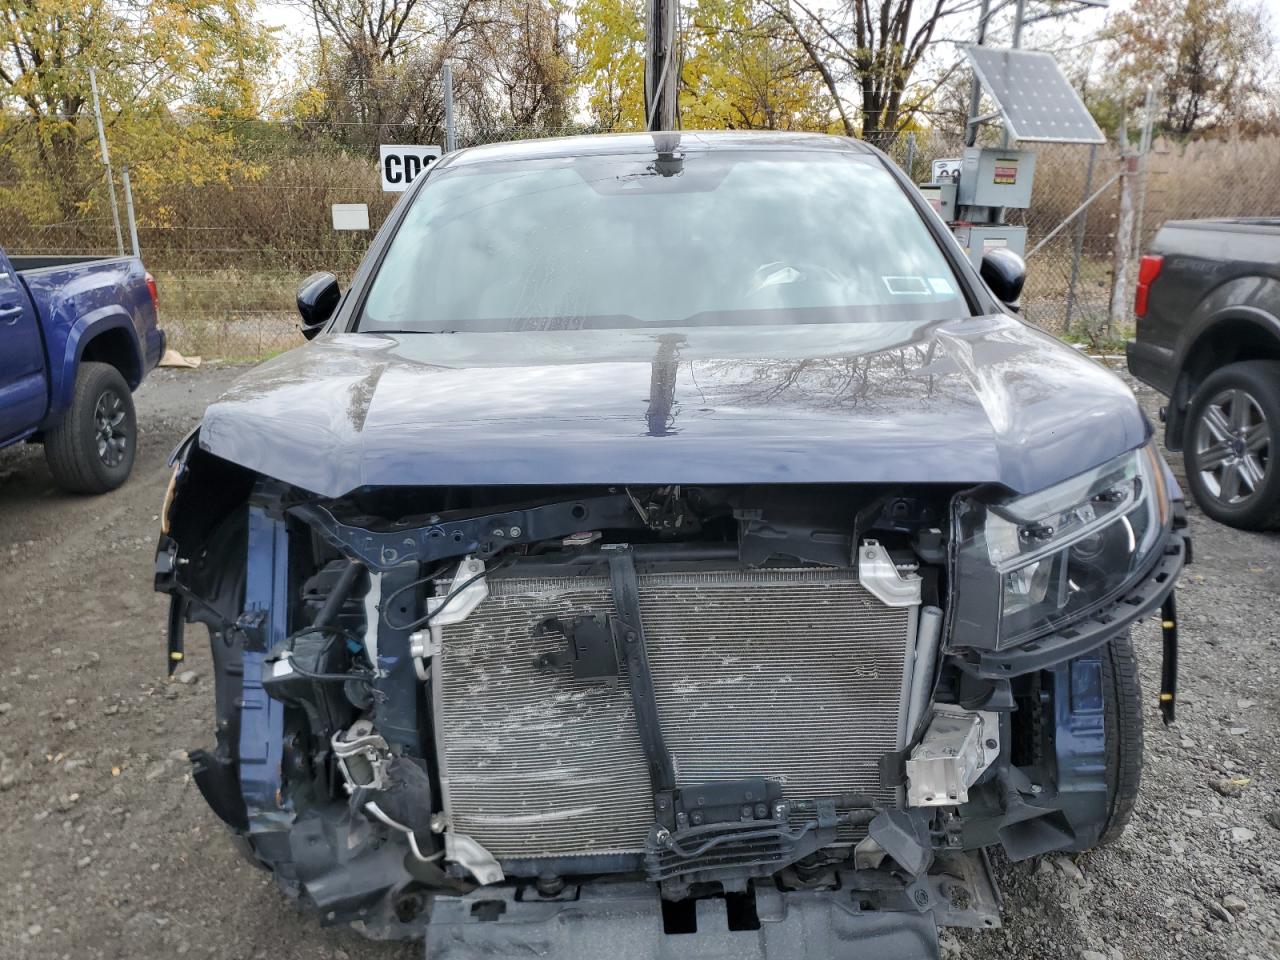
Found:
<box><xmin>1</xmin><ymin>248</ymin><xmax>164</xmax><ymax>492</ymax></box>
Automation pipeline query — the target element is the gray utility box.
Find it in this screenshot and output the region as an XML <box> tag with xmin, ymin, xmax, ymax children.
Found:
<box><xmin>953</xmin><ymin>224</ymin><xmax>1028</xmax><ymax>269</ymax></box>
<box><xmin>918</xmin><ymin>181</ymin><xmax>958</xmax><ymax>223</ymax></box>
<box><xmin>956</xmin><ymin>147</ymin><xmax>1036</xmax><ymax>209</ymax></box>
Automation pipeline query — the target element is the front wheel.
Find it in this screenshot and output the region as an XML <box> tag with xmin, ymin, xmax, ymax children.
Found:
<box><xmin>43</xmin><ymin>361</ymin><xmax>137</xmax><ymax>494</ymax></box>
<box><xmin>1183</xmin><ymin>360</ymin><xmax>1280</xmax><ymax>530</ymax></box>
<box><xmin>1096</xmin><ymin>633</ymin><xmax>1144</xmax><ymax>847</ymax></box>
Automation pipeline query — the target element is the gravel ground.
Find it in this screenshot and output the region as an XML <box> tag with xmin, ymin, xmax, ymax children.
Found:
<box><xmin>0</xmin><ymin>362</ymin><xmax>1277</xmax><ymax>960</ymax></box>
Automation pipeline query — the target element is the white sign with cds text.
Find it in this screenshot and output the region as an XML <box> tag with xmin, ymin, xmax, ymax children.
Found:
<box><xmin>379</xmin><ymin>144</ymin><xmax>442</xmax><ymax>192</ymax></box>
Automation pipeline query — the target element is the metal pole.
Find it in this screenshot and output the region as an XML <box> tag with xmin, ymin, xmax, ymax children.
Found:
<box><xmin>121</xmin><ymin>164</ymin><xmax>140</xmax><ymax>257</ymax></box>
<box><xmin>443</xmin><ymin>63</ymin><xmax>456</xmax><ymax>153</ymax></box>
<box><xmin>904</xmin><ymin>132</ymin><xmax>916</xmax><ymax>180</ymax></box>
<box><xmin>89</xmin><ymin>68</ymin><xmax>125</xmax><ymax>256</ymax></box>
<box><xmin>965</xmin><ymin>0</ymin><xmax>992</xmax><ymax>147</ymax></box>
<box><xmin>1000</xmin><ymin>0</ymin><xmax>1027</xmax><ymax>148</ymax></box>
<box><xmin>1064</xmin><ymin>143</ymin><xmax>1097</xmax><ymax>334</ymax></box>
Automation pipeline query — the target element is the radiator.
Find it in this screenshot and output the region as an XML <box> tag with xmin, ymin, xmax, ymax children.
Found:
<box><xmin>434</xmin><ymin>567</ymin><xmax>916</xmax><ymax>862</ymax></box>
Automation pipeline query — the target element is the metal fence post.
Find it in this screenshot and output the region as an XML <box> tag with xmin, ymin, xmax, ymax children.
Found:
<box><xmin>1064</xmin><ymin>143</ymin><xmax>1097</xmax><ymax>334</ymax></box>
<box><xmin>904</xmin><ymin>132</ymin><xmax>917</xmax><ymax>181</ymax></box>
<box><xmin>443</xmin><ymin>63</ymin><xmax>456</xmax><ymax>153</ymax></box>
<box><xmin>965</xmin><ymin>0</ymin><xmax>992</xmax><ymax>147</ymax></box>
<box><xmin>89</xmin><ymin>68</ymin><xmax>125</xmax><ymax>256</ymax></box>
<box><xmin>121</xmin><ymin>164</ymin><xmax>140</xmax><ymax>257</ymax></box>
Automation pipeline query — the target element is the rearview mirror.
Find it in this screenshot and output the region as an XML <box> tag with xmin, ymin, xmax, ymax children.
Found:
<box><xmin>979</xmin><ymin>248</ymin><xmax>1026</xmax><ymax>308</ymax></box>
<box><xmin>297</xmin><ymin>272</ymin><xmax>341</xmax><ymax>339</ymax></box>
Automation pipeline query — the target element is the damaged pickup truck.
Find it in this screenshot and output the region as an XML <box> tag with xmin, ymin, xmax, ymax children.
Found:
<box><xmin>156</xmin><ymin>132</ymin><xmax>1188</xmax><ymax>959</ymax></box>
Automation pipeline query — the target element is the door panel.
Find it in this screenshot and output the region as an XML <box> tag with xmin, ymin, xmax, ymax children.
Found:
<box><xmin>0</xmin><ymin>254</ymin><xmax>48</xmax><ymax>442</ymax></box>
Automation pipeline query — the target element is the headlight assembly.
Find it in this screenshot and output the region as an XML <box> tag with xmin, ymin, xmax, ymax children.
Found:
<box><xmin>951</xmin><ymin>443</ymin><xmax>1172</xmax><ymax>650</ymax></box>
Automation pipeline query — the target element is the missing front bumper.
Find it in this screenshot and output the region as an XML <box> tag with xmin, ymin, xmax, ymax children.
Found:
<box><xmin>421</xmin><ymin>850</ymin><xmax>1000</xmax><ymax>960</ymax></box>
<box><xmin>423</xmin><ymin>883</ymin><xmax>941</xmax><ymax>960</ymax></box>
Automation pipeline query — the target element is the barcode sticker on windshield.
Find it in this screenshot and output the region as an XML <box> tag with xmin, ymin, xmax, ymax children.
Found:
<box><xmin>882</xmin><ymin>276</ymin><xmax>930</xmax><ymax>295</ymax></box>
<box><xmin>927</xmin><ymin>277</ymin><xmax>954</xmax><ymax>295</ymax></box>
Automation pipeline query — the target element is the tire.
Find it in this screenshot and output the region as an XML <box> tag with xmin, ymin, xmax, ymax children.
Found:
<box><xmin>1096</xmin><ymin>633</ymin><xmax>1143</xmax><ymax>847</ymax></box>
<box><xmin>43</xmin><ymin>361</ymin><xmax>137</xmax><ymax>494</ymax></box>
<box><xmin>1182</xmin><ymin>360</ymin><xmax>1280</xmax><ymax>530</ymax></box>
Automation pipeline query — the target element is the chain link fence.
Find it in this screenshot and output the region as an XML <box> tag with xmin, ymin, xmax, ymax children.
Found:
<box><xmin>3</xmin><ymin>115</ymin><xmax>1280</xmax><ymax>358</ymax></box>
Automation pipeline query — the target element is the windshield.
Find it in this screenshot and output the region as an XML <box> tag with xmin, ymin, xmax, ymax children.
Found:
<box><xmin>359</xmin><ymin>149</ymin><xmax>969</xmax><ymax>333</ymax></box>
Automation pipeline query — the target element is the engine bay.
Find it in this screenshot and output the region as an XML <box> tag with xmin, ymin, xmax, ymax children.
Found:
<box><xmin>155</xmin><ymin>462</ymin><xmax>1175</xmax><ymax>945</ymax></box>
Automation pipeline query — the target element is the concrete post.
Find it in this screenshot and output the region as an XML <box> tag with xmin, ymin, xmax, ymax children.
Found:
<box><xmin>443</xmin><ymin>63</ymin><xmax>456</xmax><ymax>153</ymax></box>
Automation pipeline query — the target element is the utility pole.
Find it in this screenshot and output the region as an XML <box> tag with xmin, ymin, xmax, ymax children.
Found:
<box><xmin>644</xmin><ymin>0</ymin><xmax>679</xmax><ymax>131</ymax></box>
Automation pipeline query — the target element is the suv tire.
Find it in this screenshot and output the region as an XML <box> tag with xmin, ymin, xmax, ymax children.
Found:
<box><xmin>1183</xmin><ymin>360</ymin><xmax>1280</xmax><ymax>530</ymax></box>
<box><xmin>44</xmin><ymin>361</ymin><xmax>137</xmax><ymax>494</ymax></box>
<box><xmin>1097</xmin><ymin>633</ymin><xmax>1143</xmax><ymax>847</ymax></box>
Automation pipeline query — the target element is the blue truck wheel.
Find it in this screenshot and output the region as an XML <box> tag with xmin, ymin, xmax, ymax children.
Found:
<box><xmin>43</xmin><ymin>361</ymin><xmax>137</xmax><ymax>494</ymax></box>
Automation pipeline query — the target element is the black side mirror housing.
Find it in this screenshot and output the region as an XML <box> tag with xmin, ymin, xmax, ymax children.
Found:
<box><xmin>979</xmin><ymin>248</ymin><xmax>1026</xmax><ymax>308</ymax></box>
<box><xmin>297</xmin><ymin>272</ymin><xmax>341</xmax><ymax>339</ymax></box>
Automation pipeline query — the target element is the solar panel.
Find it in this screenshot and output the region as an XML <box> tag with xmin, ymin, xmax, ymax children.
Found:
<box><xmin>964</xmin><ymin>46</ymin><xmax>1105</xmax><ymax>144</ymax></box>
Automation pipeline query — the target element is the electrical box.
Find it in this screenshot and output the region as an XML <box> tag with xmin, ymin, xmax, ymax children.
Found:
<box><xmin>952</xmin><ymin>224</ymin><xmax>1027</xmax><ymax>268</ymax></box>
<box><xmin>918</xmin><ymin>181</ymin><xmax>958</xmax><ymax>223</ymax></box>
<box><xmin>956</xmin><ymin>147</ymin><xmax>1036</xmax><ymax>210</ymax></box>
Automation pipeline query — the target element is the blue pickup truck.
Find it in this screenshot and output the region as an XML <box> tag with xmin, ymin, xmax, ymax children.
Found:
<box><xmin>1</xmin><ymin>246</ymin><xmax>164</xmax><ymax>493</ymax></box>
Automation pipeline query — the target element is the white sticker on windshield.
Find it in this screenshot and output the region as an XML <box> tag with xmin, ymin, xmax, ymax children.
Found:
<box><xmin>927</xmin><ymin>277</ymin><xmax>954</xmax><ymax>295</ymax></box>
<box><xmin>882</xmin><ymin>276</ymin><xmax>930</xmax><ymax>295</ymax></box>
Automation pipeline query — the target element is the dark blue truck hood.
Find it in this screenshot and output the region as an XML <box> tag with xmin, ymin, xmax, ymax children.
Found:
<box><xmin>197</xmin><ymin>315</ymin><xmax>1149</xmax><ymax>499</ymax></box>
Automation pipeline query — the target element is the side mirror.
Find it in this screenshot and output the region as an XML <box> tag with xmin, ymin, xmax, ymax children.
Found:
<box><xmin>979</xmin><ymin>248</ymin><xmax>1026</xmax><ymax>308</ymax></box>
<box><xmin>297</xmin><ymin>272</ymin><xmax>341</xmax><ymax>339</ymax></box>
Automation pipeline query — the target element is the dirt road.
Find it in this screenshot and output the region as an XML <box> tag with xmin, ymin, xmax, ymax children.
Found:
<box><xmin>1</xmin><ymin>364</ymin><xmax>1277</xmax><ymax>960</ymax></box>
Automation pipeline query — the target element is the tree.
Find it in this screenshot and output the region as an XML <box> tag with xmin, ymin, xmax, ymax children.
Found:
<box><xmin>682</xmin><ymin>0</ymin><xmax>840</xmax><ymax>131</ymax></box>
<box><xmin>290</xmin><ymin>0</ymin><xmax>574</xmax><ymax>148</ymax></box>
<box><xmin>0</xmin><ymin>0</ymin><xmax>273</xmax><ymax>222</ymax></box>
<box><xmin>765</xmin><ymin>0</ymin><xmax>975</xmax><ymax>139</ymax></box>
<box><xmin>458</xmin><ymin>0</ymin><xmax>574</xmax><ymax>134</ymax></box>
<box><xmin>572</xmin><ymin>0</ymin><xmax>841</xmax><ymax>132</ymax></box>
<box><xmin>1105</xmin><ymin>0</ymin><xmax>1276</xmax><ymax>135</ymax></box>
<box><xmin>574</xmin><ymin>0</ymin><xmax>646</xmax><ymax>129</ymax></box>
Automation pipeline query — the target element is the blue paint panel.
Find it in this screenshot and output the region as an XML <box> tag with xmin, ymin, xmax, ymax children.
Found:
<box><xmin>238</xmin><ymin>506</ymin><xmax>290</xmax><ymax>821</ymax></box>
<box><xmin>2</xmin><ymin>247</ymin><xmax>162</xmax><ymax>426</ymax></box>
<box><xmin>193</xmin><ymin>317</ymin><xmax>1150</xmax><ymax>499</ymax></box>
<box><xmin>0</xmin><ymin>250</ymin><xmax>48</xmax><ymax>441</ymax></box>
<box><xmin>1053</xmin><ymin>654</ymin><xmax>1106</xmax><ymax>796</ymax></box>
<box><xmin>373</xmin><ymin>565</ymin><xmax>424</xmax><ymax>755</ymax></box>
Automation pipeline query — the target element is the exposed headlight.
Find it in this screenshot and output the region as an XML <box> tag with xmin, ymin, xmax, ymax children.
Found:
<box><xmin>952</xmin><ymin>443</ymin><xmax>1172</xmax><ymax>650</ymax></box>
